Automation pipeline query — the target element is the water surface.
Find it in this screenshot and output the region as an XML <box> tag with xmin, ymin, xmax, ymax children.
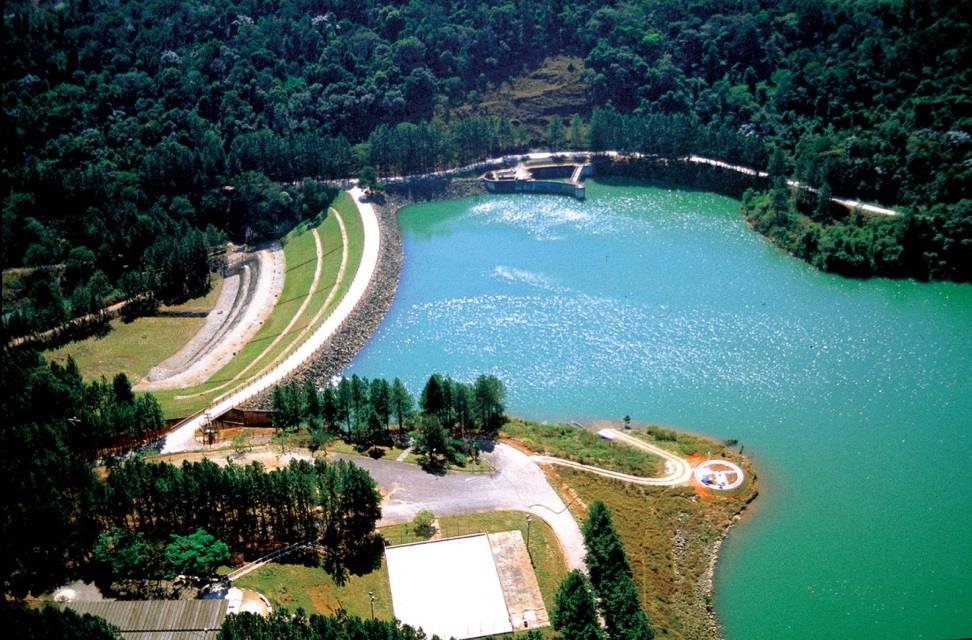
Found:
<box><xmin>346</xmin><ymin>180</ymin><xmax>972</xmax><ymax>639</ymax></box>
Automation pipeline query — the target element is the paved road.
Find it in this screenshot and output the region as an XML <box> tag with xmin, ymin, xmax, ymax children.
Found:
<box><xmin>162</xmin><ymin>188</ymin><xmax>379</xmax><ymax>453</ymax></box>
<box><xmin>333</xmin><ymin>443</ymin><xmax>587</xmax><ymax>572</ymax></box>
<box><xmin>532</xmin><ymin>428</ymin><xmax>694</xmax><ymax>486</ymax></box>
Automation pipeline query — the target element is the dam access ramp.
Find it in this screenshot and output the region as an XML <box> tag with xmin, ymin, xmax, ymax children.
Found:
<box><xmin>482</xmin><ymin>156</ymin><xmax>593</xmax><ymax>199</ymax></box>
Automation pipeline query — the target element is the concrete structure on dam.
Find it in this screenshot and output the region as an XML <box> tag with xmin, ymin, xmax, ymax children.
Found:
<box><xmin>482</xmin><ymin>158</ymin><xmax>593</xmax><ymax>199</ymax></box>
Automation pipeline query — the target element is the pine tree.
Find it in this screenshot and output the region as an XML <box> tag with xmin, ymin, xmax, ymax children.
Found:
<box><xmin>552</xmin><ymin>570</ymin><xmax>605</xmax><ymax>640</ymax></box>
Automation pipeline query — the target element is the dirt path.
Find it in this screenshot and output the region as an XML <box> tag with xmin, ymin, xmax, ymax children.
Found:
<box><xmin>162</xmin><ymin>189</ymin><xmax>379</xmax><ymax>454</ymax></box>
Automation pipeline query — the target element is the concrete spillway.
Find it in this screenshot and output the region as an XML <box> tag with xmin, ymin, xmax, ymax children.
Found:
<box><xmin>482</xmin><ymin>160</ymin><xmax>593</xmax><ymax>199</ymax></box>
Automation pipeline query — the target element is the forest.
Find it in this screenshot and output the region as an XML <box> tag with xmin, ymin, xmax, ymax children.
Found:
<box><xmin>0</xmin><ymin>348</ymin><xmax>383</xmax><ymax>600</ymax></box>
<box><xmin>3</xmin><ymin>1</ymin><xmax>970</xmax><ymax>344</ymax></box>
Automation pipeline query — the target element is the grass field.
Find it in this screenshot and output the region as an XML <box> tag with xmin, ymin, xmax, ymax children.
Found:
<box><xmin>44</xmin><ymin>275</ymin><xmax>224</xmax><ymax>383</ymax></box>
<box><xmin>155</xmin><ymin>193</ymin><xmax>364</xmax><ymax>417</ymax></box>
<box><xmin>502</xmin><ymin>418</ymin><xmax>665</xmax><ymax>477</ymax></box>
<box><xmin>236</xmin><ymin>509</ymin><xmax>567</xmax><ymax>630</ymax></box>
<box><xmin>233</xmin><ymin>559</ymin><xmax>393</xmax><ymax>620</ymax></box>
<box><xmin>537</xmin><ymin>430</ymin><xmax>758</xmax><ymax>640</ymax></box>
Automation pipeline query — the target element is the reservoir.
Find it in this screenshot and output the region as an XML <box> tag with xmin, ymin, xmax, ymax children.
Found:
<box><xmin>345</xmin><ymin>179</ymin><xmax>972</xmax><ymax>639</ymax></box>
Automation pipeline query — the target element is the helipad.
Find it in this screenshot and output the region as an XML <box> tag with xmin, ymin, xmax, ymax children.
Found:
<box><xmin>694</xmin><ymin>459</ymin><xmax>744</xmax><ymax>490</ymax></box>
<box><xmin>385</xmin><ymin>534</ymin><xmax>514</xmax><ymax>639</ymax></box>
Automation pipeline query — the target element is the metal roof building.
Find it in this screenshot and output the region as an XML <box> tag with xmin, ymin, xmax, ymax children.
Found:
<box><xmin>63</xmin><ymin>600</ymin><xmax>228</xmax><ymax>640</ymax></box>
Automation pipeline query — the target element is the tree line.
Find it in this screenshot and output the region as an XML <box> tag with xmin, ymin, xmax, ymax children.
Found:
<box><xmin>97</xmin><ymin>456</ymin><xmax>382</xmax><ymax>589</ymax></box>
<box><xmin>2</xmin><ymin>0</ymin><xmax>970</xmax><ymax>350</ymax></box>
<box><xmin>3</xmin><ymin>0</ymin><xmax>968</xmax><ymax>348</ymax></box>
<box><xmin>0</xmin><ymin>349</ymin><xmax>382</xmax><ymax>599</ymax></box>
<box><xmin>552</xmin><ymin>501</ymin><xmax>654</xmax><ymax>640</ymax></box>
<box><xmin>272</xmin><ymin>372</ymin><xmax>506</xmax><ymax>452</ymax></box>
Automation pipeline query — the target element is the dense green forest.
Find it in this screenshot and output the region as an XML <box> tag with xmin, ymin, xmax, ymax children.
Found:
<box><xmin>3</xmin><ymin>0</ymin><xmax>969</xmax><ymax>343</ymax></box>
<box><xmin>0</xmin><ymin>348</ymin><xmax>383</xmax><ymax>599</ymax></box>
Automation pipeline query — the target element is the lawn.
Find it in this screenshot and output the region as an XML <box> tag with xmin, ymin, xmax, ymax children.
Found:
<box><xmin>502</xmin><ymin>418</ymin><xmax>664</xmax><ymax>477</ymax></box>
<box><xmin>233</xmin><ymin>559</ymin><xmax>393</xmax><ymax>620</ymax></box>
<box><xmin>630</xmin><ymin>425</ymin><xmax>739</xmax><ymax>460</ymax></box>
<box><xmin>155</xmin><ymin>194</ymin><xmax>364</xmax><ymax>418</ymax></box>
<box><xmin>45</xmin><ymin>275</ymin><xmax>224</xmax><ymax>383</ymax></box>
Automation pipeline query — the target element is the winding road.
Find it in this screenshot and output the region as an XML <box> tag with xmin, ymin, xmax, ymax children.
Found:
<box><xmin>333</xmin><ymin>443</ymin><xmax>589</xmax><ymax>572</ymax></box>
<box><xmin>330</xmin><ymin>431</ymin><xmax>695</xmax><ymax>573</ymax></box>
<box><xmin>532</xmin><ymin>428</ymin><xmax>694</xmax><ymax>486</ymax></box>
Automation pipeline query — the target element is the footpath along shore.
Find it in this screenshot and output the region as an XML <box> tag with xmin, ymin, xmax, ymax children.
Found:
<box><xmin>161</xmin><ymin>187</ymin><xmax>380</xmax><ymax>453</ymax></box>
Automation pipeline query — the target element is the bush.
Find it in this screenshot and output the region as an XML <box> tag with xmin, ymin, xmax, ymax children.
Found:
<box><xmin>412</xmin><ymin>509</ymin><xmax>436</xmax><ymax>538</ymax></box>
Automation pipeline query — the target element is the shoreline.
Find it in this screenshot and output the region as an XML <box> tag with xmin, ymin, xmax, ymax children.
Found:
<box><xmin>701</xmin><ymin>484</ymin><xmax>759</xmax><ymax>639</ymax></box>
<box><xmin>244</xmin><ymin>178</ymin><xmax>486</xmax><ymax>407</ymax></box>
<box><xmin>234</xmin><ymin>177</ymin><xmax>759</xmax><ymax>637</ymax></box>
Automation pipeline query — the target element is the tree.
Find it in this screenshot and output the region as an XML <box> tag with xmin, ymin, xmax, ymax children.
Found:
<box><xmin>420</xmin><ymin>374</ymin><xmax>448</xmax><ymax>423</ymax></box>
<box><xmin>412</xmin><ymin>509</ymin><xmax>436</xmax><ymax>538</ymax></box>
<box><xmin>271</xmin><ymin>383</ymin><xmax>302</xmax><ymax>432</ymax></box>
<box><xmin>582</xmin><ymin>502</ymin><xmax>654</xmax><ymax>640</ymax></box>
<box><xmin>552</xmin><ymin>570</ymin><xmax>605</xmax><ymax>640</ymax></box>
<box><xmin>230</xmin><ymin>432</ymin><xmax>249</xmax><ymax>459</ymax></box>
<box><xmin>583</xmin><ymin>502</ymin><xmax>631</xmax><ymax>594</ymax></box>
<box><xmin>358</xmin><ymin>166</ymin><xmax>377</xmax><ymax>189</ymax></box>
<box><xmin>369</xmin><ymin>378</ymin><xmax>391</xmax><ymax>429</ymax></box>
<box><xmin>473</xmin><ymin>374</ymin><xmax>506</xmax><ymax>433</ymax></box>
<box><xmin>316</xmin><ymin>460</ymin><xmax>383</xmax><ymax>583</ymax></box>
<box><xmin>390</xmin><ymin>378</ymin><xmax>414</xmax><ymax>433</ymax></box>
<box><xmin>308</xmin><ymin>428</ymin><xmax>332</xmax><ymax>456</ymax></box>
<box><xmin>92</xmin><ymin>528</ymin><xmax>163</xmax><ymax>588</ymax></box>
<box><xmin>0</xmin><ymin>602</ymin><xmax>121</xmax><ymax>640</ymax></box>
<box><xmin>164</xmin><ymin>528</ymin><xmax>230</xmax><ymax>587</ymax></box>
<box><xmin>413</xmin><ymin>414</ymin><xmax>451</xmax><ymax>469</ymax></box>
<box><xmin>569</xmin><ymin>114</ymin><xmax>586</xmax><ymax>150</ymax></box>
<box><xmin>303</xmin><ymin>379</ymin><xmax>321</xmax><ymax>422</ymax></box>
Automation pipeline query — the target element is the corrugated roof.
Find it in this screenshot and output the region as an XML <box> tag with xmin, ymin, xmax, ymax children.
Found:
<box><xmin>64</xmin><ymin>600</ymin><xmax>228</xmax><ymax>640</ymax></box>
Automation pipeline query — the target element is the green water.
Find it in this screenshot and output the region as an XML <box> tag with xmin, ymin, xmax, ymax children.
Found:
<box><xmin>346</xmin><ymin>180</ymin><xmax>972</xmax><ymax>639</ymax></box>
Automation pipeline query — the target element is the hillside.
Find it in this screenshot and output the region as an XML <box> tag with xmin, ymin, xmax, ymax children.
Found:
<box><xmin>3</xmin><ymin>0</ymin><xmax>970</xmax><ymax>345</ymax></box>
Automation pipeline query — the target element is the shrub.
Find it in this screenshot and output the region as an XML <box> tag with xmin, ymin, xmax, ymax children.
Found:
<box><xmin>413</xmin><ymin>509</ymin><xmax>436</xmax><ymax>538</ymax></box>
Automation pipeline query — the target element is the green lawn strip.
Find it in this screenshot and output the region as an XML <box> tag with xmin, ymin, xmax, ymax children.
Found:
<box><xmin>402</xmin><ymin>451</ymin><xmax>494</xmax><ymax>473</ymax></box>
<box><xmin>156</xmin><ymin>199</ymin><xmax>365</xmax><ymax>418</ymax></box>
<box><xmin>502</xmin><ymin>418</ymin><xmax>664</xmax><ymax>477</ymax></box>
<box><xmin>44</xmin><ymin>275</ymin><xmax>224</xmax><ymax>384</ymax></box>
<box><xmin>325</xmin><ymin>439</ymin><xmax>408</xmax><ymax>461</ymax></box>
<box><xmin>233</xmin><ymin>561</ymin><xmax>393</xmax><ymax>620</ymax></box>
<box><xmin>153</xmin><ymin>226</ymin><xmax>321</xmax><ymax>416</ymax></box>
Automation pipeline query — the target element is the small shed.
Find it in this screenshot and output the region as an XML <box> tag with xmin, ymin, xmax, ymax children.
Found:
<box><xmin>63</xmin><ymin>600</ymin><xmax>228</xmax><ymax>640</ymax></box>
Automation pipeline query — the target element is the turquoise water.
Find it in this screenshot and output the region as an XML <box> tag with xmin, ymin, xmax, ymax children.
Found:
<box><xmin>345</xmin><ymin>180</ymin><xmax>972</xmax><ymax>639</ymax></box>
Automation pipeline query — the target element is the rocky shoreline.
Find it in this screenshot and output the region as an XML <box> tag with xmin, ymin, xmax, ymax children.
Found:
<box><xmin>244</xmin><ymin>177</ymin><xmax>486</xmax><ymax>408</ymax></box>
<box><xmin>699</xmin><ymin>485</ymin><xmax>759</xmax><ymax>639</ymax></box>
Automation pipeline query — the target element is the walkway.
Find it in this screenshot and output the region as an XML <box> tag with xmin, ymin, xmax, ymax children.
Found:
<box><xmin>531</xmin><ymin>428</ymin><xmax>694</xmax><ymax>486</ymax></box>
<box><xmin>161</xmin><ymin>188</ymin><xmax>380</xmax><ymax>453</ymax></box>
<box><xmin>136</xmin><ymin>244</ymin><xmax>285</xmax><ymax>392</ymax></box>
